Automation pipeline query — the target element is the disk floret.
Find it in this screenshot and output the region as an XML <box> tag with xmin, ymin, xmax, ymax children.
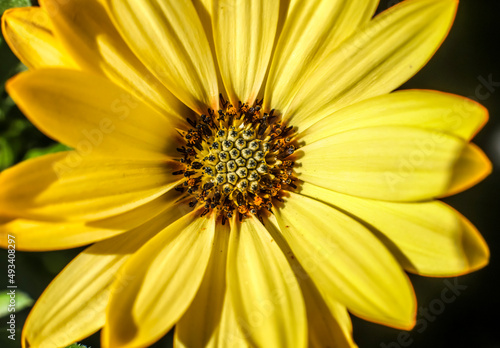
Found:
<box><xmin>174</xmin><ymin>95</ymin><xmax>298</xmax><ymax>223</ymax></box>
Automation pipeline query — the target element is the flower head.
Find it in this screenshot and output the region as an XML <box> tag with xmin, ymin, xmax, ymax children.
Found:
<box><xmin>0</xmin><ymin>0</ymin><xmax>491</xmax><ymax>347</ymax></box>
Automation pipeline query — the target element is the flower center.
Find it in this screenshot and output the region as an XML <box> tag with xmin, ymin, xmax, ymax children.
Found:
<box><xmin>174</xmin><ymin>95</ymin><xmax>298</xmax><ymax>224</ymax></box>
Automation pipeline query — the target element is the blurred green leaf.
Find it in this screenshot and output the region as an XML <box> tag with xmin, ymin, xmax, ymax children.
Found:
<box><xmin>24</xmin><ymin>143</ymin><xmax>71</xmax><ymax>160</ymax></box>
<box><xmin>0</xmin><ymin>94</ymin><xmax>16</xmax><ymax>122</ymax></box>
<box><xmin>0</xmin><ymin>137</ymin><xmax>15</xmax><ymax>170</ymax></box>
<box><xmin>0</xmin><ymin>45</ymin><xmax>19</xmax><ymax>90</ymax></box>
<box><xmin>0</xmin><ymin>0</ymin><xmax>31</xmax><ymax>15</ymax></box>
<box><xmin>65</xmin><ymin>344</ymin><xmax>89</xmax><ymax>348</ymax></box>
<box><xmin>4</xmin><ymin>118</ymin><xmax>30</xmax><ymax>137</ymax></box>
<box><xmin>0</xmin><ymin>290</ymin><xmax>33</xmax><ymax>317</ymax></box>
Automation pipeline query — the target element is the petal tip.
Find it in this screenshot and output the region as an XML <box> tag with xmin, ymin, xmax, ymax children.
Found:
<box><xmin>460</xmin><ymin>215</ymin><xmax>490</xmax><ymax>273</ymax></box>
<box><xmin>443</xmin><ymin>143</ymin><xmax>492</xmax><ymax>197</ymax></box>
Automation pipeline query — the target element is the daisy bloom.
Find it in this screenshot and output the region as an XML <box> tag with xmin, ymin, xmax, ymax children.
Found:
<box><xmin>0</xmin><ymin>0</ymin><xmax>491</xmax><ymax>347</ymax></box>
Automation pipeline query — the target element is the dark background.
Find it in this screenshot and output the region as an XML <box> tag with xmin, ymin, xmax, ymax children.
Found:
<box><xmin>0</xmin><ymin>0</ymin><xmax>499</xmax><ymax>347</ymax></box>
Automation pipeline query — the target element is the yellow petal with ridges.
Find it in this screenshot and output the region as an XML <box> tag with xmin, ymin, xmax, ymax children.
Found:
<box><xmin>194</xmin><ymin>0</ymin><xmax>213</xmax><ymax>18</ymax></box>
<box><xmin>263</xmin><ymin>217</ymin><xmax>356</xmax><ymax>348</ymax></box>
<box><xmin>0</xmin><ymin>190</ymin><xmax>181</xmax><ymax>251</ymax></box>
<box><xmin>458</xmin><ymin>211</ymin><xmax>491</xmax><ymax>275</ymax></box>
<box><xmin>1</xmin><ymin>7</ymin><xmax>78</xmax><ymax>69</ymax></box>
<box><xmin>305</xmin><ymin>287</ymin><xmax>357</xmax><ymax>348</ymax></box>
<box><xmin>300</xmin><ymin>90</ymin><xmax>489</xmax><ymax>145</ymax></box>
<box><xmin>227</xmin><ymin>215</ymin><xmax>307</xmax><ymax>348</ymax></box>
<box><xmin>175</xmin><ymin>223</ymin><xmax>230</xmax><ymax>348</ymax></box>
<box><xmin>213</xmin><ymin>0</ymin><xmax>279</xmax><ymax>106</ymax></box>
<box><xmin>192</xmin><ymin>0</ymin><xmax>227</xmax><ymax>101</ymax></box>
<box><xmin>39</xmin><ymin>0</ymin><xmax>188</xmax><ymax>119</ymax></box>
<box><xmin>264</xmin><ymin>0</ymin><xmax>378</xmax><ymax>113</ymax></box>
<box><xmin>103</xmin><ymin>210</ymin><xmax>216</xmax><ymax>348</ymax></box>
<box><xmin>0</xmin><ymin>152</ymin><xmax>182</xmax><ymax>221</ymax></box>
<box><xmin>444</xmin><ymin>142</ymin><xmax>492</xmax><ymax>196</ymax></box>
<box><xmin>21</xmin><ymin>203</ymin><xmax>188</xmax><ymax>348</ymax></box>
<box><xmin>212</xmin><ymin>292</ymin><xmax>251</xmax><ymax>348</ymax></box>
<box><xmin>297</xmin><ymin>182</ymin><xmax>489</xmax><ymax>276</ymax></box>
<box><xmin>192</xmin><ymin>0</ymin><xmax>215</xmax><ymax>57</ymax></box>
<box><xmin>105</xmin><ymin>0</ymin><xmax>219</xmax><ymax>113</ymax></box>
<box><xmin>7</xmin><ymin>69</ymin><xmax>182</xmax><ymax>161</ymax></box>
<box><xmin>0</xmin><ymin>218</ymin><xmax>122</xmax><ymax>252</ymax></box>
<box><xmin>285</xmin><ymin>0</ymin><xmax>458</xmax><ymax>130</ymax></box>
<box><xmin>273</xmin><ymin>192</ymin><xmax>416</xmax><ymax>330</ymax></box>
<box><xmin>296</xmin><ymin>126</ymin><xmax>466</xmax><ymax>201</ymax></box>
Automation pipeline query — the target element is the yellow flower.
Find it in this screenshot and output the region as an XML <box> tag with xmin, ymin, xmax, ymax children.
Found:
<box><xmin>0</xmin><ymin>0</ymin><xmax>491</xmax><ymax>347</ymax></box>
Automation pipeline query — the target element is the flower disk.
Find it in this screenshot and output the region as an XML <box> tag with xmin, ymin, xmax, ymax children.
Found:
<box><xmin>174</xmin><ymin>96</ymin><xmax>297</xmax><ymax>223</ymax></box>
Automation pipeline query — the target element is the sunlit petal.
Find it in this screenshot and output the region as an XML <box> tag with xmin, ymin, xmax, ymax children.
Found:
<box><xmin>0</xmin><ymin>153</ymin><xmax>182</xmax><ymax>221</ymax></box>
<box><xmin>285</xmin><ymin>0</ymin><xmax>458</xmax><ymax>130</ymax></box>
<box><xmin>298</xmin><ymin>182</ymin><xmax>490</xmax><ymax>276</ymax></box>
<box><xmin>7</xmin><ymin>69</ymin><xmax>182</xmax><ymax>161</ymax></box>
<box><xmin>103</xmin><ymin>210</ymin><xmax>216</xmax><ymax>348</ymax></box>
<box><xmin>213</xmin><ymin>0</ymin><xmax>279</xmax><ymax>105</ymax></box>
<box><xmin>227</xmin><ymin>216</ymin><xmax>307</xmax><ymax>347</ymax></box>
<box><xmin>1</xmin><ymin>7</ymin><xmax>77</xmax><ymax>69</ymax></box>
<box><xmin>264</xmin><ymin>0</ymin><xmax>378</xmax><ymax>113</ymax></box>
<box><xmin>296</xmin><ymin>126</ymin><xmax>467</xmax><ymax>201</ymax></box>
<box><xmin>21</xmin><ymin>203</ymin><xmax>187</xmax><ymax>348</ymax></box>
<box><xmin>274</xmin><ymin>192</ymin><xmax>416</xmax><ymax>329</ymax></box>
<box><xmin>104</xmin><ymin>0</ymin><xmax>219</xmax><ymax>113</ymax></box>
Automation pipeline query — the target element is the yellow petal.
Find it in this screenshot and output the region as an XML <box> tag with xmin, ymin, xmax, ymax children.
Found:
<box><xmin>305</xmin><ymin>289</ymin><xmax>357</xmax><ymax>348</ymax></box>
<box><xmin>458</xmin><ymin>211</ymin><xmax>491</xmax><ymax>275</ymax></box>
<box><xmin>7</xmin><ymin>69</ymin><xmax>182</xmax><ymax>161</ymax></box>
<box><xmin>0</xmin><ymin>152</ymin><xmax>182</xmax><ymax>221</ymax></box>
<box><xmin>296</xmin><ymin>126</ymin><xmax>466</xmax><ymax>201</ymax></box>
<box><xmin>444</xmin><ymin>142</ymin><xmax>492</xmax><ymax>196</ymax></box>
<box><xmin>193</xmin><ymin>0</ymin><xmax>213</xmax><ymax>23</ymax></box>
<box><xmin>175</xmin><ymin>223</ymin><xmax>230</xmax><ymax>348</ymax></box>
<box><xmin>227</xmin><ymin>215</ymin><xmax>307</xmax><ymax>348</ymax></box>
<box><xmin>1</xmin><ymin>7</ymin><xmax>78</xmax><ymax>69</ymax></box>
<box><xmin>192</xmin><ymin>0</ymin><xmax>226</xmax><ymax>101</ymax></box>
<box><xmin>0</xmin><ymin>190</ymin><xmax>180</xmax><ymax>251</ymax></box>
<box><xmin>263</xmin><ymin>217</ymin><xmax>356</xmax><ymax>348</ymax></box>
<box><xmin>0</xmin><ymin>219</ymin><xmax>121</xmax><ymax>252</ymax></box>
<box><xmin>22</xmin><ymin>203</ymin><xmax>187</xmax><ymax>348</ymax></box>
<box><xmin>300</xmin><ymin>90</ymin><xmax>489</xmax><ymax>145</ymax></box>
<box><xmin>264</xmin><ymin>0</ymin><xmax>378</xmax><ymax>113</ymax></box>
<box><xmin>297</xmin><ymin>182</ymin><xmax>489</xmax><ymax>277</ymax></box>
<box><xmin>103</xmin><ymin>210</ymin><xmax>216</xmax><ymax>348</ymax></box>
<box><xmin>212</xmin><ymin>292</ymin><xmax>251</xmax><ymax>348</ymax></box>
<box><xmin>192</xmin><ymin>0</ymin><xmax>214</xmax><ymax>49</ymax></box>
<box><xmin>285</xmin><ymin>0</ymin><xmax>458</xmax><ymax>130</ymax></box>
<box><xmin>104</xmin><ymin>0</ymin><xmax>218</xmax><ymax>113</ymax></box>
<box><xmin>40</xmin><ymin>0</ymin><xmax>188</xmax><ymax>119</ymax></box>
<box><xmin>273</xmin><ymin>192</ymin><xmax>416</xmax><ymax>329</ymax></box>
<box><xmin>213</xmin><ymin>0</ymin><xmax>279</xmax><ymax>105</ymax></box>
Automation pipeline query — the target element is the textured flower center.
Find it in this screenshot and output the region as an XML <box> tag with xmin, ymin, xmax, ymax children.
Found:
<box><xmin>174</xmin><ymin>96</ymin><xmax>298</xmax><ymax>223</ymax></box>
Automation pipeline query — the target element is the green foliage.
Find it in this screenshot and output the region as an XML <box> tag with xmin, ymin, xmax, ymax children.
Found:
<box><xmin>24</xmin><ymin>143</ymin><xmax>71</xmax><ymax>160</ymax></box>
<box><xmin>65</xmin><ymin>344</ymin><xmax>89</xmax><ymax>348</ymax></box>
<box><xmin>0</xmin><ymin>290</ymin><xmax>33</xmax><ymax>317</ymax></box>
<box><xmin>0</xmin><ymin>0</ymin><xmax>31</xmax><ymax>15</ymax></box>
